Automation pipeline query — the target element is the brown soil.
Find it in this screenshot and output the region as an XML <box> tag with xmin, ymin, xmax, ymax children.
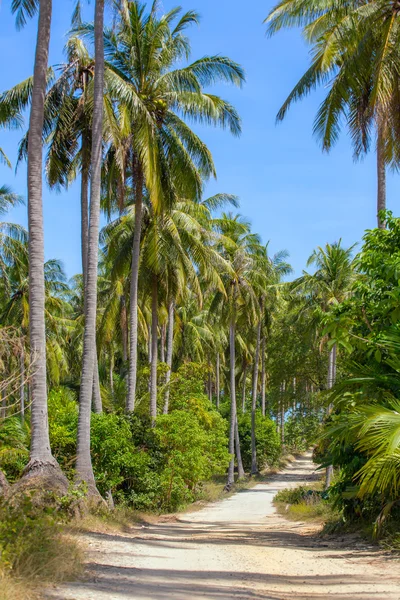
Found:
<box><xmin>46</xmin><ymin>453</ymin><xmax>400</xmax><ymax>600</ymax></box>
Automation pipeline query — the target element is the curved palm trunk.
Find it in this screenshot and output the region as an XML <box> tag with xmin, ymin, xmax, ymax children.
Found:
<box><xmin>325</xmin><ymin>344</ymin><xmax>337</xmax><ymax>489</ymax></box>
<box><xmin>26</xmin><ymin>0</ymin><xmax>60</xmax><ymax>475</ymax></box>
<box><xmin>126</xmin><ymin>163</ymin><xmax>144</xmax><ymax>412</ymax></box>
<box><xmin>163</xmin><ymin>299</ymin><xmax>174</xmax><ymax>414</ymax></box>
<box><xmin>76</xmin><ymin>0</ymin><xmax>104</xmax><ymax>493</ymax></box>
<box><xmin>251</xmin><ymin>319</ymin><xmax>261</xmax><ymax>475</ymax></box>
<box><xmin>216</xmin><ymin>352</ymin><xmax>220</xmax><ymax>409</ymax></box>
<box><xmin>261</xmin><ymin>336</ymin><xmax>266</xmax><ymax>417</ymax></box>
<box><xmin>377</xmin><ymin>120</ymin><xmax>386</xmax><ymax>230</ymax></box>
<box><xmin>227</xmin><ymin>318</ymin><xmax>237</xmax><ymax>487</ymax></box>
<box><xmin>150</xmin><ymin>277</ymin><xmax>158</xmax><ymax>424</ymax></box>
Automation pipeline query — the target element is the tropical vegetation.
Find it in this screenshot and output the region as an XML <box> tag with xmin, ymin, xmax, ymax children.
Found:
<box><xmin>1</xmin><ymin>0</ymin><xmax>400</xmax><ymax>594</ymax></box>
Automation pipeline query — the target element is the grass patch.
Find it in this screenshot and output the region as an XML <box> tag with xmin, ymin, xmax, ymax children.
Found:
<box><xmin>0</xmin><ymin>494</ymin><xmax>83</xmax><ymax>600</ymax></box>
<box><xmin>274</xmin><ymin>483</ymin><xmax>339</xmax><ymax>524</ymax></box>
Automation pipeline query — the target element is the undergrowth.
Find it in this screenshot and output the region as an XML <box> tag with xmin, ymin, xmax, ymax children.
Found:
<box><xmin>0</xmin><ymin>494</ymin><xmax>83</xmax><ymax>600</ymax></box>
<box><xmin>274</xmin><ymin>483</ymin><xmax>339</xmax><ymax>524</ymax></box>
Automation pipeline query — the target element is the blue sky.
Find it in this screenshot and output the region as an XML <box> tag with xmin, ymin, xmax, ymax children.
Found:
<box><xmin>0</xmin><ymin>0</ymin><xmax>398</xmax><ymax>279</ymax></box>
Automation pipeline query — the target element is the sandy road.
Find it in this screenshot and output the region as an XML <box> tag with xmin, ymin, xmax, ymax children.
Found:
<box><xmin>48</xmin><ymin>454</ymin><xmax>400</xmax><ymax>600</ymax></box>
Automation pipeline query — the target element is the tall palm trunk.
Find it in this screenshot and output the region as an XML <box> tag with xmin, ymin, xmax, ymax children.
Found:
<box><xmin>76</xmin><ymin>0</ymin><xmax>104</xmax><ymax>492</ymax></box>
<box><xmin>227</xmin><ymin>318</ymin><xmax>237</xmax><ymax>487</ymax></box>
<box><xmin>241</xmin><ymin>361</ymin><xmax>247</xmax><ymax>413</ymax></box>
<box><xmin>126</xmin><ymin>162</ymin><xmax>144</xmax><ymax>412</ymax></box>
<box><xmin>216</xmin><ymin>352</ymin><xmax>220</xmax><ymax>409</ymax></box>
<box><xmin>109</xmin><ymin>347</ymin><xmax>114</xmax><ymax>397</ymax></box>
<box><xmin>26</xmin><ymin>0</ymin><xmax>59</xmax><ymax>474</ymax></box>
<box><xmin>150</xmin><ymin>277</ymin><xmax>158</xmax><ymax>423</ymax></box>
<box><xmin>81</xmin><ymin>130</ymin><xmax>89</xmax><ymax>291</ymax></box>
<box><xmin>120</xmin><ymin>294</ymin><xmax>128</xmax><ymax>362</ymax></box>
<box><xmin>81</xmin><ymin>130</ymin><xmax>102</xmax><ymax>414</ymax></box>
<box><xmin>92</xmin><ymin>354</ymin><xmax>102</xmax><ymax>413</ymax></box>
<box><xmin>235</xmin><ymin>413</ymin><xmax>245</xmax><ymax>479</ymax></box>
<box><xmin>20</xmin><ymin>345</ymin><xmax>25</xmax><ymax>422</ymax></box>
<box><xmin>279</xmin><ymin>382</ymin><xmax>285</xmax><ymax>444</ymax></box>
<box><xmin>163</xmin><ymin>299</ymin><xmax>174</xmax><ymax>414</ymax></box>
<box><xmin>160</xmin><ymin>324</ymin><xmax>166</xmax><ymax>363</ymax></box>
<box><xmin>325</xmin><ymin>344</ymin><xmax>337</xmax><ymax>489</ymax></box>
<box><xmin>377</xmin><ymin>119</ymin><xmax>386</xmax><ymax>230</ymax></box>
<box><xmin>251</xmin><ymin>319</ymin><xmax>261</xmax><ymax>474</ymax></box>
<box><xmin>207</xmin><ymin>360</ymin><xmax>212</xmax><ymax>402</ymax></box>
<box><xmin>280</xmin><ymin>399</ymin><xmax>285</xmax><ymax>444</ymax></box>
<box><xmin>261</xmin><ymin>336</ymin><xmax>266</xmax><ymax>417</ymax></box>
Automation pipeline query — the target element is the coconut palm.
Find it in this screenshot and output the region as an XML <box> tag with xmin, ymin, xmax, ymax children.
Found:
<box><xmin>265</xmin><ymin>0</ymin><xmax>400</xmax><ymax>228</ymax></box>
<box><xmin>102</xmin><ymin>193</ymin><xmax>232</xmax><ymax>419</ymax></box>
<box><xmin>292</xmin><ymin>240</ymin><xmax>355</xmax><ymax>485</ymax></box>
<box><xmin>211</xmin><ymin>214</ymin><xmax>267</xmax><ymax>485</ymax></box>
<box><xmin>76</xmin><ymin>0</ymin><xmax>105</xmax><ymax>494</ymax></box>
<box><xmin>77</xmin><ymin>0</ymin><xmax>244</xmax><ymax>412</ymax></box>
<box><xmin>15</xmin><ymin>0</ymin><xmax>68</xmax><ymax>482</ymax></box>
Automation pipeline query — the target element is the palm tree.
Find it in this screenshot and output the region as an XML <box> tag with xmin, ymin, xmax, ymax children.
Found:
<box><xmin>265</xmin><ymin>0</ymin><xmax>400</xmax><ymax>228</ymax></box>
<box><xmin>292</xmin><ymin>240</ymin><xmax>355</xmax><ymax>486</ymax></box>
<box><xmin>18</xmin><ymin>0</ymin><xmax>67</xmax><ymax>483</ymax></box>
<box><xmin>80</xmin><ymin>1</ymin><xmax>244</xmax><ymax>412</ymax></box>
<box><xmin>211</xmin><ymin>214</ymin><xmax>266</xmax><ymax>485</ymax></box>
<box><xmin>102</xmin><ymin>193</ymin><xmax>232</xmax><ymax>419</ymax></box>
<box><xmin>76</xmin><ymin>0</ymin><xmax>105</xmax><ymax>494</ymax></box>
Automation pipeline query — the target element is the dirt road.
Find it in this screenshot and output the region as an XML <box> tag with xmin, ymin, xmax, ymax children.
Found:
<box><xmin>48</xmin><ymin>454</ymin><xmax>400</xmax><ymax>599</ymax></box>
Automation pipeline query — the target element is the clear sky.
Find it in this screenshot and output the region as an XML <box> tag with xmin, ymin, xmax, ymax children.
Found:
<box><xmin>0</xmin><ymin>0</ymin><xmax>398</xmax><ymax>279</ymax></box>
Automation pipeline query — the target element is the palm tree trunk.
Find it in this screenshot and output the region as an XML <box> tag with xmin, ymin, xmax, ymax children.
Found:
<box><xmin>251</xmin><ymin>319</ymin><xmax>261</xmax><ymax>474</ymax></box>
<box><xmin>227</xmin><ymin>318</ymin><xmax>237</xmax><ymax>487</ymax></box>
<box><xmin>126</xmin><ymin>161</ymin><xmax>144</xmax><ymax>412</ymax></box>
<box><xmin>241</xmin><ymin>361</ymin><xmax>247</xmax><ymax>413</ymax></box>
<box><xmin>81</xmin><ymin>130</ymin><xmax>89</xmax><ymax>290</ymax></box>
<box><xmin>235</xmin><ymin>413</ymin><xmax>245</xmax><ymax>479</ymax></box>
<box><xmin>120</xmin><ymin>294</ymin><xmax>128</xmax><ymax>362</ymax></box>
<box><xmin>160</xmin><ymin>324</ymin><xmax>165</xmax><ymax>363</ymax></box>
<box><xmin>20</xmin><ymin>345</ymin><xmax>25</xmax><ymax>422</ymax></box>
<box><xmin>216</xmin><ymin>352</ymin><xmax>220</xmax><ymax>409</ymax></box>
<box><xmin>325</xmin><ymin>344</ymin><xmax>337</xmax><ymax>489</ymax></box>
<box><xmin>261</xmin><ymin>336</ymin><xmax>266</xmax><ymax>417</ymax></box>
<box><xmin>81</xmin><ymin>128</ymin><xmax>102</xmax><ymax>415</ymax></box>
<box><xmin>150</xmin><ymin>276</ymin><xmax>158</xmax><ymax>424</ymax></box>
<box><xmin>76</xmin><ymin>0</ymin><xmax>104</xmax><ymax>494</ymax></box>
<box><xmin>163</xmin><ymin>299</ymin><xmax>174</xmax><ymax>414</ymax></box>
<box><xmin>92</xmin><ymin>352</ymin><xmax>102</xmax><ymax>413</ymax></box>
<box><xmin>109</xmin><ymin>348</ymin><xmax>114</xmax><ymax>397</ymax></box>
<box><xmin>26</xmin><ymin>0</ymin><xmax>61</xmax><ymax>476</ymax></box>
<box><xmin>377</xmin><ymin>119</ymin><xmax>386</xmax><ymax>229</ymax></box>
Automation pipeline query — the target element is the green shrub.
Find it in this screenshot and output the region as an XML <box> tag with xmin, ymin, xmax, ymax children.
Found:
<box><xmin>155</xmin><ymin>409</ymin><xmax>230</xmax><ymax>511</ymax></box>
<box><xmin>0</xmin><ymin>495</ymin><xmax>82</xmax><ymax>582</ymax></box>
<box><xmin>237</xmin><ymin>411</ymin><xmax>281</xmax><ymax>471</ymax></box>
<box><xmin>45</xmin><ymin>371</ymin><xmax>230</xmax><ymax>513</ymax></box>
<box><xmin>275</xmin><ymin>485</ymin><xmax>322</xmax><ymax>505</ymax></box>
<box><xmin>284</xmin><ymin>413</ymin><xmax>321</xmax><ymax>452</ymax></box>
<box><xmin>0</xmin><ymin>418</ymin><xmax>29</xmax><ymax>482</ymax></box>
